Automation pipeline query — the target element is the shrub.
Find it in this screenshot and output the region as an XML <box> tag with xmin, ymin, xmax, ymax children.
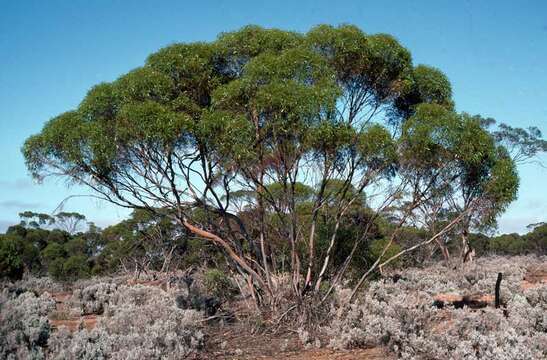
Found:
<box><xmin>48</xmin><ymin>258</ymin><xmax>66</xmax><ymax>281</ymax></box>
<box><xmin>70</xmin><ymin>282</ymin><xmax>119</xmax><ymax>315</ymax></box>
<box><xmin>326</xmin><ymin>256</ymin><xmax>547</xmax><ymax>359</ymax></box>
<box><xmin>14</xmin><ymin>276</ymin><xmax>66</xmax><ymax>294</ymax></box>
<box><xmin>109</xmin><ymin>284</ymin><xmax>171</xmax><ymax>307</ymax></box>
<box><xmin>41</xmin><ymin>242</ymin><xmax>66</xmax><ymax>264</ymax></box>
<box><xmin>203</xmin><ymin>269</ymin><xmax>237</xmax><ymax>301</ymax></box>
<box><xmin>64</xmin><ymin>238</ymin><xmax>88</xmax><ymax>257</ymax></box>
<box><xmin>489</xmin><ymin>233</ymin><xmax>528</xmax><ymax>255</ymax></box>
<box><xmin>41</xmin><ymin>242</ymin><xmax>68</xmax><ymax>280</ymax></box>
<box><xmin>63</xmin><ymin>255</ymin><xmax>90</xmax><ymax>281</ymax></box>
<box><xmin>0</xmin><ymin>290</ymin><xmax>55</xmax><ymax>359</ymax></box>
<box><xmin>0</xmin><ymin>235</ymin><xmax>24</xmax><ymax>280</ymax></box>
<box><xmin>48</xmin><ymin>284</ymin><xmax>204</xmax><ymax>359</ymax></box>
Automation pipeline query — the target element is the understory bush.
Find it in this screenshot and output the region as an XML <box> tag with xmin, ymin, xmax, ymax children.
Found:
<box><xmin>14</xmin><ymin>275</ymin><xmax>66</xmax><ymax>294</ymax></box>
<box><xmin>70</xmin><ymin>282</ymin><xmax>119</xmax><ymax>315</ymax></box>
<box><xmin>202</xmin><ymin>268</ymin><xmax>238</xmax><ymax>301</ymax></box>
<box><xmin>1</xmin><ymin>256</ymin><xmax>544</xmax><ymax>359</ymax></box>
<box><xmin>326</xmin><ymin>256</ymin><xmax>547</xmax><ymax>359</ymax></box>
<box><xmin>0</xmin><ymin>289</ymin><xmax>56</xmax><ymax>359</ymax></box>
<box><xmin>0</xmin><ymin>276</ymin><xmax>204</xmax><ymax>359</ymax></box>
<box><xmin>48</xmin><ymin>283</ymin><xmax>204</xmax><ymax>359</ymax></box>
<box><xmin>47</xmin><ymin>304</ymin><xmax>203</xmax><ymax>359</ymax></box>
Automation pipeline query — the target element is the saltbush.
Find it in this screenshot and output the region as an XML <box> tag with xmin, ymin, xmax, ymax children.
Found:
<box><xmin>0</xmin><ymin>289</ymin><xmax>55</xmax><ymax>359</ymax></box>
<box><xmin>48</xmin><ymin>284</ymin><xmax>204</xmax><ymax>359</ymax></box>
<box><xmin>70</xmin><ymin>282</ymin><xmax>119</xmax><ymax>315</ymax></box>
<box><xmin>326</xmin><ymin>256</ymin><xmax>547</xmax><ymax>359</ymax></box>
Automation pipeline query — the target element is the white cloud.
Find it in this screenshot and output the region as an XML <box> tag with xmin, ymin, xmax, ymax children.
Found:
<box><xmin>0</xmin><ymin>200</ymin><xmax>42</xmax><ymax>209</ymax></box>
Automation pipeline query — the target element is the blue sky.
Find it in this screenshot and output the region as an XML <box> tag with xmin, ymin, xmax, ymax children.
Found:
<box><xmin>0</xmin><ymin>0</ymin><xmax>545</xmax><ymax>233</ymax></box>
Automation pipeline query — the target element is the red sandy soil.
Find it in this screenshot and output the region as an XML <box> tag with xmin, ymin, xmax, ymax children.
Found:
<box><xmin>521</xmin><ymin>264</ymin><xmax>547</xmax><ymax>290</ymax></box>
<box><xmin>280</xmin><ymin>348</ymin><xmax>390</xmax><ymax>359</ymax></box>
<box><xmin>433</xmin><ymin>264</ymin><xmax>547</xmax><ymax>307</ymax></box>
<box><xmin>201</xmin><ymin>322</ymin><xmax>392</xmax><ymax>359</ymax></box>
<box><xmin>49</xmin><ymin>291</ymin><xmax>98</xmax><ymax>332</ymax></box>
<box><xmin>49</xmin><ymin>315</ymin><xmax>98</xmax><ymax>332</ymax></box>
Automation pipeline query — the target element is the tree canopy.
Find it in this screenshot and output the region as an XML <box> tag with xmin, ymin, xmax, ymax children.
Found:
<box><xmin>23</xmin><ymin>24</ymin><xmax>543</xmax><ymax>304</ymax></box>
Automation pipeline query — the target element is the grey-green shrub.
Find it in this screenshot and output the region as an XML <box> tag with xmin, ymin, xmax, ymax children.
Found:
<box><xmin>48</xmin><ymin>284</ymin><xmax>204</xmax><ymax>359</ymax></box>
<box><xmin>0</xmin><ymin>290</ymin><xmax>55</xmax><ymax>359</ymax></box>
<box><xmin>326</xmin><ymin>256</ymin><xmax>547</xmax><ymax>359</ymax></box>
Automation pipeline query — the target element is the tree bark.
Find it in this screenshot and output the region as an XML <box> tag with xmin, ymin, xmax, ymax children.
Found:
<box><xmin>181</xmin><ymin>218</ymin><xmax>269</xmax><ymax>294</ymax></box>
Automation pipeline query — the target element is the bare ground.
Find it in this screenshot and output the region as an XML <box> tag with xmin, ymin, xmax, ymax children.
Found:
<box><xmin>201</xmin><ymin>322</ymin><xmax>392</xmax><ymax>359</ymax></box>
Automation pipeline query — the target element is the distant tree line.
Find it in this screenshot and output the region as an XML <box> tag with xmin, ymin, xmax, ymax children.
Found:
<box><xmin>469</xmin><ymin>222</ymin><xmax>546</xmax><ymax>256</ymax></box>
<box><xmin>1</xmin><ymin>208</ymin><xmax>544</xmax><ymax>282</ymax></box>
<box><xmin>0</xmin><ymin>210</ymin><xmax>215</xmax><ymax>281</ymax></box>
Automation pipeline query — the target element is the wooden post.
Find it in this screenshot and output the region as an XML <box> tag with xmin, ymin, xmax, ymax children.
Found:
<box><xmin>495</xmin><ymin>272</ymin><xmax>502</xmax><ymax>308</ymax></box>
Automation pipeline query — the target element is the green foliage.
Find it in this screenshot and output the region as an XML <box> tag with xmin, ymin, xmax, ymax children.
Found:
<box><xmin>524</xmin><ymin>222</ymin><xmax>547</xmax><ymax>254</ymax></box>
<box><xmin>114</xmin><ymin>67</ymin><xmax>174</xmax><ymax>104</ymax></box>
<box><xmin>481</xmin><ymin>222</ymin><xmax>546</xmax><ymax>256</ymax></box>
<box><xmin>393</xmin><ymin>64</ymin><xmax>454</xmax><ymax>119</ymax></box>
<box><xmin>198</xmin><ymin>110</ymin><xmax>255</xmax><ymax>165</ymax></box>
<box><xmin>400</xmin><ymin>105</ymin><xmax>519</xmax><ymax>235</ymax></box>
<box><xmin>392</xmin><ymin>227</ymin><xmax>430</xmax><ymax>266</ymax></box>
<box><xmin>454</xmin><ymin>116</ymin><xmax>519</xmax><ymax>228</ymax></box>
<box><xmin>313</xmin><ymin>204</ymin><xmax>385</xmax><ymax>276</ymax></box>
<box><xmin>18</xmin><ymin>211</ymin><xmax>55</xmax><ymax>229</ymax></box>
<box><xmin>485</xmin><ymin>154</ymin><xmax>519</xmax><ymax>206</ymax></box>
<box><xmin>62</xmin><ymin>255</ymin><xmax>90</xmax><ymax>280</ymax></box>
<box><xmin>306</xmin><ymin>25</ymin><xmax>412</xmax><ymax>102</ymax></box>
<box><xmin>264</xmin><ymin>182</ymin><xmax>314</xmax><ymax>207</ymax></box>
<box><xmin>24</xmin><ymin>228</ymin><xmax>50</xmax><ymax>250</ymax></box>
<box><xmin>400</xmin><ymin>103</ymin><xmax>460</xmax><ymax>172</ymax></box>
<box><xmin>216</xmin><ymin>25</ymin><xmax>303</xmax><ymax>61</ymax></box>
<box><xmin>412</xmin><ymin>65</ymin><xmax>453</xmax><ymax>107</ymax></box>
<box><xmin>41</xmin><ymin>242</ymin><xmax>66</xmax><ymax>265</ymax></box>
<box><xmin>357</xmin><ymin>124</ymin><xmax>397</xmax><ymax>174</ymax></box>
<box><xmin>491</xmin><ymin>123</ymin><xmax>547</xmax><ymax>164</ymax></box>
<box><xmin>47</xmin><ymin>229</ymin><xmax>70</xmax><ymax>244</ymax></box>
<box><xmin>203</xmin><ymin>268</ymin><xmax>237</xmax><ymax>301</ymax></box>
<box><xmin>0</xmin><ymin>216</ymin><xmax>97</xmax><ymax>281</ymax></box>
<box><xmin>0</xmin><ymin>235</ymin><xmax>25</xmax><ymax>280</ymax></box>
<box><xmin>489</xmin><ymin>233</ymin><xmax>527</xmax><ymax>255</ymax></box>
<box><xmin>117</xmin><ymin>101</ymin><xmax>193</xmax><ymax>146</ymax></box>
<box><xmin>212</xmin><ymin>45</ymin><xmax>340</xmax><ymax>168</ymax></box>
<box><xmin>320</xmin><ymin>179</ymin><xmax>361</xmax><ymax>206</ymax></box>
<box><xmin>367</xmin><ymin>238</ymin><xmax>402</xmax><ymax>267</ymax></box>
<box><xmin>147</xmin><ymin>43</ymin><xmax>222</xmax><ymax>115</ymax></box>
<box><xmin>95</xmin><ymin>208</ymin><xmax>194</xmax><ymax>274</ymax></box>
<box><xmin>64</xmin><ymin>237</ymin><xmax>88</xmax><ymax>257</ymax></box>
<box><xmin>47</xmin><ymin>258</ymin><xmax>66</xmax><ymax>280</ymax></box>
<box><xmin>307</xmin><ymin>121</ymin><xmax>355</xmax><ymax>164</ymax></box>
<box><xmin>468</xmin><ymin>233</ymin><xmax>491</xmax><ymax>256</ymax></box>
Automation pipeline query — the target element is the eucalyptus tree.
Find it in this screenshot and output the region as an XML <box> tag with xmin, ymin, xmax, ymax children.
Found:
<box><xmin>23</xmin><ymin>24</ymin><xmax>526</xmax><ymax>306</ymax></box>
<box><xmin>54</xmin><ymin>212</ymin><xmax>86</xmax><ymax>234</ymax></box>
<box><xmin>18</xmin><ymin>211</ymin><xmax>55</xmax><ymax>229</ymax></box>
<box><xmin>490</xmin><ymin>123</ymin><xmax>547</xmax><ymax>165</ymax></box>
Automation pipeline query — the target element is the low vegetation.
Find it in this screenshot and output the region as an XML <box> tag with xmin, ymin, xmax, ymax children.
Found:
<box><xmin>326</xmin><ymin>256</ymin><xmax>546</xmax><ymax>359</ymax></box>
<box><xmin>1</xmin><ymin>256</ymin><xmax>545</xmax><ymax>359</ymax></box>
